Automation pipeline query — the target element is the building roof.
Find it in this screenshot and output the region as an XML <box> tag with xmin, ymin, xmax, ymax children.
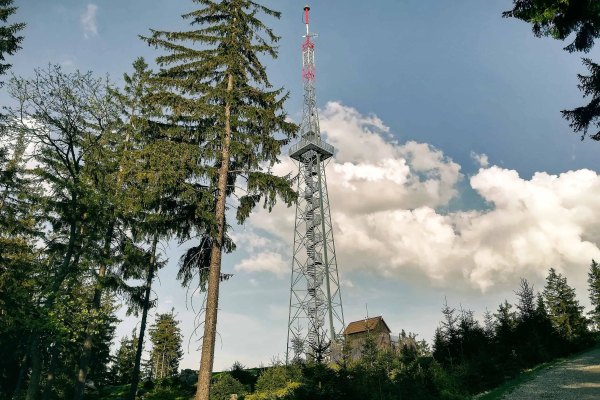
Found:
<box><xmin>344</xmin><ymin>316</ymin><xmax>391</xmax><ymax>335</ymax></box>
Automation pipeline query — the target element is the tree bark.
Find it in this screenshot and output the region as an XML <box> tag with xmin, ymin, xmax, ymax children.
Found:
<box><xmin>25</xmin><ymin>336</ymin><xmax>42</xmax><ymax>400</ymax></box>
<box><xmin>42</xmin><ymin>344</ymin><xmax>59</xmax><ymax>400</ymax></box>
<box><xmin>127</xmin><ymin>233</ymin><xmax>159</xmax><ymax>400</ymax></box>
<box><xmin>72</xmin><ymin>222</ymin><xmax>114</xmax><ymax>400</ymax></box>
<box><xmin>13</xmin><ymin>336</ymin><xmax>33</xmax><ymax>400</ymax></box>
<box><xmin>195</xmin><ymin>73</ymin><xmax>233</xmax><ymax>400</ymax></box>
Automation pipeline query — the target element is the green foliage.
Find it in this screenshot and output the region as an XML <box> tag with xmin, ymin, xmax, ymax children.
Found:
<box><xmin>503</xmin><ymin>1</ymin><xmax>600</xmax><ymax>141</ymax></box>
<box><xmin>431</xmin><ymin>268</ymin><xmax>596</xmax><ymax>397</ymax></box>
<box><xmin>111</xmin><ymin>331</ymin><xmax>139</xmax><ymax>385</ymax></box>
<box><xmin>229</xmin><ymin>361</ymin><xmax>258</xmax><ymax>392</ymax></box>
<box><xmin>0</xmin><ymin>129</ymin><xmax>42</xmax><ymax>396</ymax></box>
<box><xmin>0</xmin><ymin>0</ymin><xmax>24</xmax><ymax>81</ymax></box>
<box><xmin>254</xmin><ymin>364</ymin><xmax>302</xmax><ymax>394</ymax></box>
<box><xmin>210</xmin><ymin>373</ymin><xmax>246</xmax><ymax>400</ymax></box>
<box><xmin>143</xmin><ymin>387</ymin><xmax>190</xmax><ymax>400</ymax></box>
<box><xmin>141</xmin><ymin>0</ymin><xmax>298</xmax><ymax>285</ymax></box>
<box><xmin>543</xmin><ymin>267</ymin><xmax>588</xmax><ymax>342</ymax></box>
<box><xmin>0</xmin><ymin>65</ymin><xmax>130</xmax><ymax>399</ymax></box>
<box><xmin>562</xmin><ymin>58</ymin><xmax>600</xmax><ymax>140</ymax></box>
<box><xmin>359</xmin><ymin>334</ymin><xmax>379</xmax><ymax>369</ymax></box>
<box><xmin>245</xmin><ymin>382</ymin><xmax>301</xmax><ymax>400</ymax></box>
<box><xmin>589</xmin><ymin>259</ymin><xmax>600</xmax><ymax>330</ymax></box>
<box><xmin>149</xmin><ymin>312</ymin><xmax>184</xmax><ymax>380</ymax></box>
<box><xmin>503</xmin><ymin>0</ymin><xmax>600</xmax><ymax>53</ymax></box>
<box><xmin>142</xmin><ymin>2</ymin><xmax>298</xmax><ymax>397</ymax></box>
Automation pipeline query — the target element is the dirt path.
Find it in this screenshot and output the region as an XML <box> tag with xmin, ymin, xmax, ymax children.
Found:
<box><xmin>502</xmin><ymin>346</ymin><xmax>600</xmax><ymax>400</ymax></box>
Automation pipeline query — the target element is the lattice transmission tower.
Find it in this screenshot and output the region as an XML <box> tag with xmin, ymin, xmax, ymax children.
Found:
<box><xmin>286</xmin><ymin>5</ymin><xmax>345</xmax><ymax>364</ymax></box>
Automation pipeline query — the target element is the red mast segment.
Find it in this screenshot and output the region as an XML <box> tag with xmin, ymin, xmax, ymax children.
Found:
<box><xmin>302</xmin><ymin>5</ymin><xmax>315</xmax><ymax>81</ymax></box>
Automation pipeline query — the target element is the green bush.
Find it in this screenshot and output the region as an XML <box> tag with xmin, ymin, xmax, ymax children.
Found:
<box><xmin>210</xmin><ymin>373</ymin><xmax>246</xmax><ymax>400</ymax></box>
<box><xmin>143</xmin><ymin>387</ymin><xmax>190</xmax><ymax>400</ymax></box>
<box><xmin>254</xmin><ymin>365</ymin><xmax>302</xmax><ymax>393</ymax></box>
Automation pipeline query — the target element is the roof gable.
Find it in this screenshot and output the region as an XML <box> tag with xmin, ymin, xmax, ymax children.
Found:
<box><xmin>344</xmin><ymin>316</ymin><xmax>391</xmax><ymax>335</ymax></box>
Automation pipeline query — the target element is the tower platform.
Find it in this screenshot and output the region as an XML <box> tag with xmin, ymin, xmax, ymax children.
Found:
<box><xmin>289</xmin><ymin>135</ymin><xmax>334</xmax><ymax>161</ymax></box>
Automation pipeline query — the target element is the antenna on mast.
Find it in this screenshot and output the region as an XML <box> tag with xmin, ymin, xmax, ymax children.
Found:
<box><xmin>304</xmin><ymin>5</ymin><xmax>310</xmax><ymax>36</ymax></box>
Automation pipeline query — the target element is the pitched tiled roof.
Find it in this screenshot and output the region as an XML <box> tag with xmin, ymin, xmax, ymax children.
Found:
<box><xmin>343</xmin><ymin>316</ymin><xmax>391</xmax><ymax>335</ymax></box>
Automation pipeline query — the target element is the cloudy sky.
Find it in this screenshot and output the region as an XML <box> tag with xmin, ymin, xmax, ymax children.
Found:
<box><xmin>9</xmin><ymin>0</ymin><xmax>600</xmax><ymax>371</ymax></box>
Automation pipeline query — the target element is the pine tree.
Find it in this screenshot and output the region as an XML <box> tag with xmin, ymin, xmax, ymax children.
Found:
<box><xmin>543</xmin><ymin>268</ymin><xmax>588</xmax><ymax>342</ymax></box>
<box><xmin>0</xmin><ymin>124</ymin><xmax>42</xmax><ymax>399</ymax></box>
<box><xmin>532</xmin><ymin>293</ymin><xmax>559</xmax><ymax>360</ymax></box>
<box><xmin>0</xmin><ymin>5</ymin><xmax>31</xmax><ymax>392</ymax></box>
<box><xmin>562</xmin><ymin>59</ymin><xmax>600</xmax><ymax>140</ymax></box>
<box><xmin>0</xmin><ymin>0</ymin><xmax>24</xmax><ymax>83</ymax></box>
<box><xmin>141</xmin><ymin>2</ymin><xmax>297</xmax><ymax>399</ymax></box>
<box><xmin>482</xmin><ymin>308</ymin><xmax>495</xmax><ymax>340</ymax></box>
<box><xmin>433</xmin><ymin>299</ymin><xmax>459</xmax><ymax>368</ymax></box>
<box><xmin>114</xmin><ymin>57</ymin><xmax>176</xmax><ymax>400</ymax></box>
<box><xmin>493</xmin><ymin>300</ymin><xmax>517</xmax><ymax>365</ymax></box>
<box><xmin>440</xmin><ymin>300</ymin><xmax>458</xmax><ymax>341</ymax></box>
<box><xmin>515</xmin><ymin>278</ymin><xmax>536</xmax><ymax>321</ymax></box>
<box><xmin>148</xmin><ymin>312</ymin><xmax>183</xmax><ymax>380</ymax></box>
<box><xmin>503</xmin><ymin>1</ymin><xmax>600</xmax><ymax>140</ymax></box>
<box><xmin>360</xmin><ymin>333</ymin><xmax>379</xmax><ymax>370</ymax></box>
<box><xmin>111</xmin><ymin>332</ymin><xmax>139</xmax><ymax>385</ymax></box>
<box><xmin>514</xmin><ymin>279</ymin><xmax>547</xmax><ymax>366</ymax></box>
<box><xmin>588</xmin><ymin>259</ymin><xmax>600</xmax><ymax>330</ymax></box>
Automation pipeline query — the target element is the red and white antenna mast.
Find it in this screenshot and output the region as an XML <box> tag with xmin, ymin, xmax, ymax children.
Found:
<box><xmin>287</xmin><ymin>5</ymin><xmax>345</xmax><ymax>364</ymax></box>
<box><xmin>300</xmin><ymin>5</ymin><xmax>318</xmax><ymax>139</ymax></box>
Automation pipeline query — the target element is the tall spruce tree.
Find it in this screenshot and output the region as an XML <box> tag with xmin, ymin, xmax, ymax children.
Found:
<box><xmin>589</xmin><ymin>259</ymin><xmax>600</xmax><ymax>330</ymax></box>
<box><xmin>141</xmin><ymin>2</ymin><xmax>297</xmax><ymax>399</ymax></box>
<box><xmin>0</xmin><ymin>11</ymin><xmax>30</xmax><ymax>390</ymax></box>
<box><xmin>0</xmin><ymin>132</ymin><xmax>42</xmax><ymax>399</ymax></box>
<box><xmin>114</xmin><ymin>57</ymin><xmax>182</xmax><ymax>400</ymax></box>
<box><xmin>493</xmin><ymin>300</ymin><xmax>517</xmax><ymax>366</ymax></box>
<box><xmin>148</xmin><ymin>312</ymin><xmax>183</xmax><ymax>380</ymax></box>
<box><xmin>515</xmin><ymin>278</ymin><xmax>536</xmax><ymax>321</ymax></box>
<box><xmin>543</xmin><ymin>268</ymin><xmax>588</xmax><ymax>342</ymax></box>
<box><xmin>111</xmin><ymin>332</ymin><xmax>139</xmax><ymax>385</ymax></box>
<box><xmin>514</xmin><ymin>279</ymin><xmax>547</xmax><ymax>366</ymax></box>
<box><xmin>503</xmin><ymin>1</ymin><xmax>600</xmax><ymax>140</ymax></box>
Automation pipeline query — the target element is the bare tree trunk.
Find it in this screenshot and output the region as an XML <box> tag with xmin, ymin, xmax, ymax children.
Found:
<box><xmin>127</xmin><ymin>233</ymin><xmax>159</xmax><ymax>400</ymax></box>
<box><xmin>72</xmin><ymin>222</ymin><xmax>114</xmax><ymax>400</ymax></box>
<box><xmin>13</xmin><ymin>336</ymin><xmax>33</xmax><ymax>399</ymax></box>
<box><xmin>42</xmin><ymin>344</ymin><xmax>59</xmax><ymax>400</ymax></box>
<box><xmin>195</xmin><ymin>73</ymin><xmax>233</xmax><ymax>400</ymax></box>
<box><xmin>25</xmin><ymin>337</ymin><xmax>42</xmax><ymax>400</ymax></box>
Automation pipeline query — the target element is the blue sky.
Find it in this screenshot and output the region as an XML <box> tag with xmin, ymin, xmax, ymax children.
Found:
<box><xmin>9</xmin><ymin>1</ymin><xmax>600</xmax><ymax>371</ymax></box>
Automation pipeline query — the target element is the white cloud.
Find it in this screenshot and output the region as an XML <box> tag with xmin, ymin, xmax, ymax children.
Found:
<box><xmin>234</xmin><ymin>251</ymin><xmax>288</xmax><ymax>277</ymax></box>
<box><xmin>341</xmin><ymin>279</ymin><xmax>355</xmax><ymax>288</ymax></box>
<box><xmin>470</xmin><ymin>151</ymin><xmax>489</xmax><ymax>167</ymax></box>
<box><xmin>229</xmin><ymin>229</ymin><xmax>272</xmax><ymax>252</ymax></box>
<box><xmin>235</xmin><ymin>102</ymin><xmax>600</xmax><ymax>294</ymax></box>
<box><xmin>81</xmin><ymin>4</ymin><xmax>98</xmax><ymax>38</ymax></box>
